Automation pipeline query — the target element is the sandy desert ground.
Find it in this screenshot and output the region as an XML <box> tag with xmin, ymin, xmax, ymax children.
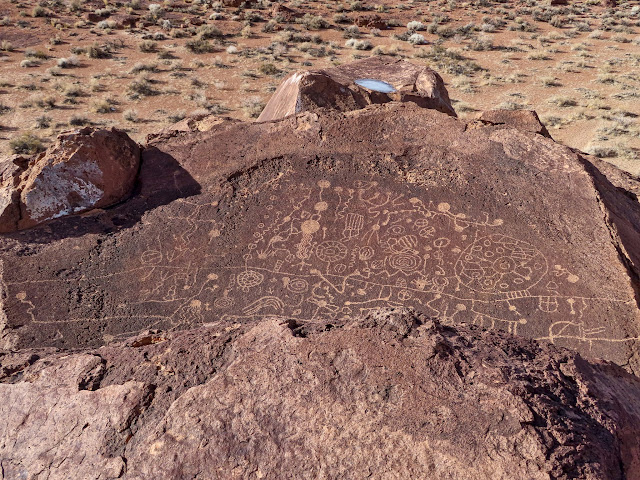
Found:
<box><xmin>0</xmin><ymin>0</ymin><xmax>638</xmax><ymax>172</ymax></box>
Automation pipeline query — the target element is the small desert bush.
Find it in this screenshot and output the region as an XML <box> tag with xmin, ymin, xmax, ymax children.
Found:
<box><xmin>167</xmin><ymin>110</ymin><xmax>186</xmax><ymax>123</ymax></box>
<box><xmin>20</xmin><ymin>59</ymin><xmax>39</xmax><ymax>68</ymax></box>
<box><xmin>528</xmin><ymin>51</ymin><xmax>551</xmax><ymax>61</ymax></box>
<box><xmin>129</xmin><ymin>62</ymin><xmax>159</xmax><ymax>74</ymax></box>
<box><xmin>302</xmin><ymin>14</ymin><xmax>329</xmax><ymax>30</ymax></box>
<box><xmin>497</xmin><ymin>101</ymin><xmax>526</xmax><ymax>111</ymax></box>
<box><xmin>57</xmin><ymin>55</ymin><xmax>79</xmax><ymax>68</ymax></box>
<box><xmin>262</xmin><ymin>20</ymin><xmax>278</xmax><ymax>33</ymax></box>
<box><xmin>97</xmin><ymin>20</ymin><xmax>117</xmax><ymax>29</ymax></box>
<box><xmin>199</xmin><ymin>25</ymin><xmax>223</xmax><ymax>39</ymax></box>
<box><xmin>333</xmin><ymin>13</ymin><xmax>350</xmax><ymax>24</ymax></box>
<box><xmin>25</xmin><ymin>49</ymin><xmax>48</xmax><ymax>60</ymax></box>
<box><xmin>242</xmin><ymin>96</ymin><xmax>265</xmax><ymax>118</ymax></box>
<box><xmin>1</xmin><ymin>40</ymin><xmax>14</xmax><ymax>52</ymax></box>
<box><xmin>10</xmin><ymin>132</ymin><xmax>44</xmax><ymax>154</ymax></box>
<box><xmin>69</xmin><ymin>115</ymin><xmax>90</xmax><ymax>126</ymax></box>
<box><xmin>548</xmin><ymin>96</ymin><xmax>578</xmax><ymax>107</ymax></box>
<box><xmin>123</xmin><ymin>109</ymin><xmax>139</xmax><ymax>122</ymax></box>
<box><xmin>139</xmin><ymin>40</ymin><xmax>157</xmax><ymax>53</ymax></box>
<box><xmin>345</xmin><ymin>38</ymin><xmax>372</xmax><ymax>50</ymax></box>
<box><xmin>32</xmin><ymin>6</ymin><xmax>47</xmax><ymax>17</ymax></box>
<box><xmin>34</xmin><ymin>115</ymin><xmax>52</xmax><ymax>129</ymax></box>
<box><xmin>128</xmin><ymin>77</ymin><xmax>156</xmax><ymax>96</ymax></box>
<box><xmin>408</xmin><ymin>33</ymin><xmax>427</xmax><ymax>45</ymax></box>
<box><xmin>468</xmin><ymin>37</ymin><xmax>494</xmax><ymax>51</ymax></box>
<box><xmin>415</xmin><ymin>46</ymin><xmax>483</xmax><ymax>76</ymax></box>
<box><xmin>407</xmin><ymin>21</ymin><xmax>426</xmax><ymax>32</ymax></box>
<box><xmin>540</xmin><ymin>76</ymin><xmax>561</xmax><ymax>87</ymax></box>
<box><xmin>148</xmin><ymin>3</ymin><xmax>163</xmax><ymax>17</ymax></box>
<box><xmin>87</xmin><ymin>43</ymin><xmax>111</xmax><ymax>59</ymax></box>
<box><xmin>185</xmin><ymin>39</ymin><xmax>215</xmax><ymax>54</ymax></box>
<box><xmin>343</xmin><ymin>25</ymin><xmax>361</xmax><ymax>39</ymax></box>
<box><xmin>585</xmin><ymin>144</ymin><xmax>620</xmax><ymax>158</ymax></box>
<box><xmin>91</xmin><ymin>99</ymin><xmax>113</xmax><ymax>113</ymax></box>
<box><xmin>259</xmin><ymin>63</ymin><xmax>280</xmax><ymax>76</ymax></box>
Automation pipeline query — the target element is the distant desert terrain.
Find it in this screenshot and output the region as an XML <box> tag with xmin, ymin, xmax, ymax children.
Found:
<box><xmin>0</xmin><ymin>0</ymin><xmax>639</xmax><ymax>172</ymax></box>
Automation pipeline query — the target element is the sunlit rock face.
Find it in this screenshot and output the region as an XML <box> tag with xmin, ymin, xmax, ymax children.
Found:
<box><xmin>257</xmin><ymin>56</ymin><xmax>457</xmax><ymax>122</ymax></box>
<box><xmin>3</xmin><ymin>58</ymin><xmax>640</xmax><ymax>480</ymax></box>
<box><xmin>0</xmin><ymin>127</ymin><xmax>140</xmax><ymax>233</ymax></box>
<box><xmin>2</xmin><ymin>311</ymin><xmax>640</xmax><ymax>479</ymax></box>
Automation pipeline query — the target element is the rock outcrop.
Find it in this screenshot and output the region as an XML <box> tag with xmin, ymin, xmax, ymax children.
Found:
<box><xmin>354</xmin><ymin>14</ymin><xmax>388</xmax><ymax>29</ymax></box>
<box><xmin>1</xmin><ymin>310</ymin><xmax>640</xmax><ymax>479</ymax></box>
<box><xmin>0</xmin><ymin>127</ymin><xmax>140</xmax><ymax>232</ymax></box>
<box><xmin>257</xmin><ymin>56</ymin><xmax>456</xmax><ymax>122</ymax></box>
<box><xmin>1</xmin><ymin>101</ymin><xmax>640</xmax><ymax>373</ymax></box>
<box><xmin>3</xmin><ymin>59</ymin><xmax>640</xmax><ymax>479</ymax></box>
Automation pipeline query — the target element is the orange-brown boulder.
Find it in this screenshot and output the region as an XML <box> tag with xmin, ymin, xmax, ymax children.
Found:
<box><xmin>257</xmin><ymin>56</ymin><xmax>457</xmax><ymax>122</ymax></box>
<box><xmin>354</xmin><ymin>14</ymin><xmax>388</xmax><ymax>29</ymax></box>
<box><xmin>0</xmin><ymin>127</ymin><xmax>140</xmax><ymax>233</ymax></box>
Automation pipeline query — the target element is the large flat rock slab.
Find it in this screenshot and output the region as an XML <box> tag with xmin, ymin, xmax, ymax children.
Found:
<box><xmin>2</xmin><ymin>312</ymin><xmax>640</xmax><ymax>479</ymax></box>
<box><xmin>1</xmin><ymin>104</ymin><xmax>640</xmax><ymax>373</ymax></box>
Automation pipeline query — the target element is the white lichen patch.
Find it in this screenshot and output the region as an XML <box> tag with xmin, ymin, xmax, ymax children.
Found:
<box><xmin>0</xmin><ymin>188</ymin><xmax>14</xmax><ymax>215</ymax></box>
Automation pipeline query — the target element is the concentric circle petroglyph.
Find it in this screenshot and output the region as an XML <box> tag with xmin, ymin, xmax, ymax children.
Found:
<box><xmin>387</xmin><ymin>253</ymin><xmax>422</xmax><ymax>273</ymax></box>
<box><xmin>236</xmin><ymin>270</ymin><xmax>265</xmax><ymax>290</ymax></box>
<box><xmin>287</xmin><ymin>278</ymin><xmax>309</xmax><ymax>294</ymax></box>
<box><xmin>315</xmin><ymin>241</ymin><xmax>348</xmax><ymax>263</ymax></box>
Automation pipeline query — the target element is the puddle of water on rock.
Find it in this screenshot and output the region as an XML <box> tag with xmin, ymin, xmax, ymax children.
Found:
<box><xmin>354</xmin><ymin>78</ymin><xmax>396</xmax><ymax>93</ymax></box>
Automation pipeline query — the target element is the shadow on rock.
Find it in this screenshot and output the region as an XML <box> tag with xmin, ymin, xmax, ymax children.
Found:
<box><xmin>1</xmin><ymin>147</ymin><xmax>201</xmax><ymax>244</ymax></box>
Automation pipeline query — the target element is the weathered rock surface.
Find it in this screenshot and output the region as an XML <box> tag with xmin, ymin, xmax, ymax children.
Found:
<box><xmin>1</xmin><ymin>310</ymin><xmax>640</xmax><ymax>479</ymax></box>
<box><xmin>0</xmin><ymin>101</ymin><xmax>639</xmax><ymax>371</ymax></box>
<box><xmin>478</xmin><ymin>109</ymin><xmax>552</xmax><ymax>138</ymax></box>
<box><xmin>354</xmin><ymin>14</ymin><xmax>388</xmax><ymax>29</ymax></box>
<box><xmin>270</xmin><ymin>4</ymin><xmax>303</xmax><ymax>22</ymax></box>
<box><xmin>0</xmin><ymin>127</ymin><xmax>140</xmax><ymax>233</ymax></box>
<box><xmin>3</xmin><ymin>60</ymin><xmax>640</xmax><ymax>478</ymax></box>
<box><xmin>2</xmin><ymin>101</ymin><xmax>640</xmax><ymax>372</ymax></box>
<box><xmin>257</xmin><ymin>56</ymin><xmax>456</xmax><ymax>122</ymax></box>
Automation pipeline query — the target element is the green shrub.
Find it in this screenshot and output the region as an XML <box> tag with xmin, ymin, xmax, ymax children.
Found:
<box><xmin>185</xmin><ymin>38</ymin><xmax>215</xmax><ymax>53</ymax></box>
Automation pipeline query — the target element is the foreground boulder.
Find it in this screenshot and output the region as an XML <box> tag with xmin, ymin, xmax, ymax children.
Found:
<box><xmin>1</xmin><ymin>310</ymin><xmax>640</xmax><ymax>479</ymax></box>
<box><xmin>0</xmin><ymin>127</ymin><xmax>140</xmax><ymax>232</ymax></box>
<box><xmin>1</xmin><ymin>102</ymin><xmax>640</xmax><ymax>372</ymax></box>
<box><xmin>257</xmin><ymin>56</ymin><xmax>456</xmax><ymax>121</ymax></box>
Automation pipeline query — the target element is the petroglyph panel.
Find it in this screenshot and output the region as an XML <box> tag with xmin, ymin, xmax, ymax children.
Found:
<box><xmin>2</xmin><ymin>175</ymin><xmax>636</xmax><ymax>355</ymax></box>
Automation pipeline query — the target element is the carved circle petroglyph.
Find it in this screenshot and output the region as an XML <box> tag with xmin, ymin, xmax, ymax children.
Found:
<box><xmin>387</xmin><ymin>253</ymin><xmax>422</xmax><ymax>274</ymax></box>
<box><xmin>236</xmin><ymin>270</ymin><xmax>265</xmax><ymax>291</ymax></box>
<box><xmin>141</xmin><ymin>250</ymin><xmax>163</xmax><ymax>265</ymax></box>
<box><xmin>287</xmin><ymin>278</ymin><xmax>309</xmax><ymax>294</ymax></box>
<box><xmin>455</xmin><ymin>234</ymin><xmax>547</xmax><ymax>293</ymax></box>
<box><xmin>214</xmin><ymin>296</ymin><xmax>235</xmax><ymax>309</ymax></box>
<box><xmin>315</xmin><ymin>241</ymin><xmax>348</xmax><ymax>263</ymax></box>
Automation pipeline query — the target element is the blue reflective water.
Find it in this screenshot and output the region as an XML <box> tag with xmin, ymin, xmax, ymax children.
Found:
<box><xmin>354</xmin><ymin>78</ymin><xmax>396</xmax><ymax>93</ymax></box>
